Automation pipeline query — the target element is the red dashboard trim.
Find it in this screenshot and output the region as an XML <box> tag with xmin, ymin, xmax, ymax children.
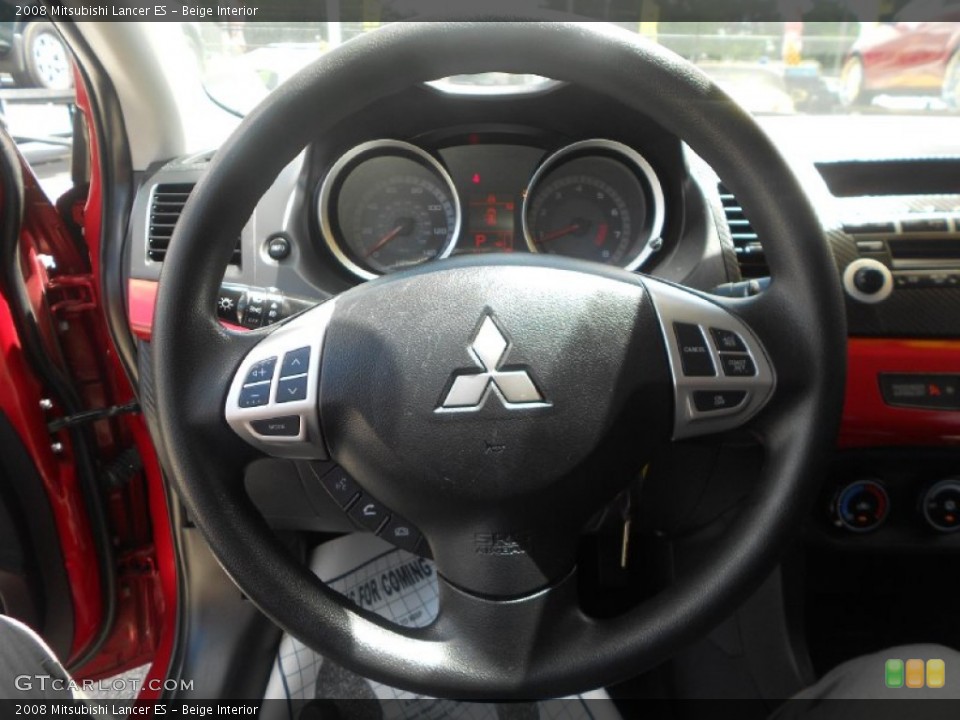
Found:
<box><xmin>840</xmin><ymin>338</ymin><xmax>960</xmax><ymax>448</ymax></box>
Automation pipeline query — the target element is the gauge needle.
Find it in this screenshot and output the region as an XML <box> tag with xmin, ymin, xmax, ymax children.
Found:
<box><xmin>366</xmin><ymin>220</ymin><xmax>410</xmax><ymax>257</ymax></box>
<box><xmin>537</xmin><ymin>222</ymin><xmax>586</xmax><ymax>244</ymax></box>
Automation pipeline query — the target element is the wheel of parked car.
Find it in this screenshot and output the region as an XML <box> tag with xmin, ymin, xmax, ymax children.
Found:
<box><xmin>839</xmin><ymin>55</ymin><xmax>871</xmax><ymax>108</ymax></box>
<box><xmin>152</xmin><ymin>22</ymin><xmax>846</xmax><ymax>698</ymax></box>
<box><xmin>19</xmin><ymin>22</ymin><xmax>73</xmax><ymax>90</ymax></box>
<box><xmin>943</xmin><ymin>51</ymin><xmax>960</xmax><ymax>109</ymax></box>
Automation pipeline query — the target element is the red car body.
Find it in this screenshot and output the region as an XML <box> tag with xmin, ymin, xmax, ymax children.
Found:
<box><xmin>845</xmin><ymin>19</ymin><xmax>960</xmax><ymax>103</ymax></box>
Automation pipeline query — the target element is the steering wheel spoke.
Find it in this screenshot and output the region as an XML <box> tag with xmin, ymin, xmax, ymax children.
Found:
<box><xmin>642</xmin><ymin>277</ymin><xmax>775</xmax><ymax>440</ymax></box>
<box><xmin>225</xmin><ymin>300</ymin><xmax>336</xmax><ymax>459</ymax></box>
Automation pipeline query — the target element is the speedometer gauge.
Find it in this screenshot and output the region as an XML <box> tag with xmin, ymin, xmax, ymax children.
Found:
<box><xmin>523</xmin><ymin>140</ymin><xmax>664</xmax><ymax>271</ymax></box>
<box><xmin>319</xmin><ymin>140</ymin><xmax>461</xmax><ymax>280</ymax></box>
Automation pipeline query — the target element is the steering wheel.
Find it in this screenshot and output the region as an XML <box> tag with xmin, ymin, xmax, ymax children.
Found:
<box><xmin>152</xmin><ymin>22</ymin><xmax>846</xmax><ymax>698</ymax></box>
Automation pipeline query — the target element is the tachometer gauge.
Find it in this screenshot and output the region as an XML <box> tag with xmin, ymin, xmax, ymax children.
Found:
<box><xmin>523</xmin><ymin>140</ymin><xmax>664</xmax><ymax>271</ymax></box>
<box><xmin>319</xmin><ymin>140</ymin><xmax>461</xmax><ymax>280</ymax></box>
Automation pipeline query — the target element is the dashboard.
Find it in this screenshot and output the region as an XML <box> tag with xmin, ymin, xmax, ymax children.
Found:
<box><xmin>317</xmin><ymin>137</ymin><xmax>664</xmax><ymax>279</ymax></box>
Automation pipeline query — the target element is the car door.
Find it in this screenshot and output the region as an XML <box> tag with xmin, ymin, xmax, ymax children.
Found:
<box><xmin>0</xmin><ymin>101</ymin><xmax>164</xmax><ymax>683</ymax></box>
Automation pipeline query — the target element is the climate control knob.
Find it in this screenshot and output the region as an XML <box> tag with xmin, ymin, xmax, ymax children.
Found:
<box><xmin>921</xmin><ymin>479</ymin><xmax>960</xmax><ymax>533</ymax></box>
<box><xmin>831</xmin><ymin>480</ymin><xmax>889</xmax><ymax>533</ymax></box>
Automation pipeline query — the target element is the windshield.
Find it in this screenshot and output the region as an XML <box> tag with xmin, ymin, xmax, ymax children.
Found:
<box><xmin>197</xmin><ymin>20</ymin><xmax>960</xmax><ymax>118</ymax></box>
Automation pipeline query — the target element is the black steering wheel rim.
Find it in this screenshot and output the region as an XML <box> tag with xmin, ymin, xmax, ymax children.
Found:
<box><xmin>152</xmin><ymin>21</ymin><xmax>846</xmax><ymax>698</ymax></box>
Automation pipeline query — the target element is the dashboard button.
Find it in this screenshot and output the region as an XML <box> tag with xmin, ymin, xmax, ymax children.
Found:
<box><xmin>673</xmin><ymin>323</ymin><xmax>715</xmax><ymax>377</ymax></box>
<box><xmin>250</xmin><ymin>415</ymin><xmax>301</xmax><ymax>437</ymax></box>
<box><xmin>349</xmin><ymin>495</ymin><xmax>390</xmax><ymax>532</ymax></box>
<box><xmin>267</xmin><ymin>234</ymin><xmax>292</xmax><ymax>260</ymax></box>
<box><xmin>720</xmin><ymin>353</ymin><xmax>756</xmax><ymax>377</ymax></box>
<box><xmin>319</xmin><ymin>467</ymin><xmax>360</xmax><ymax>509</ymax></box>
<box><xmin>244</xmin><ymin>357</ymin><xmax>276</xmax><ymax>385</ymax></box>
<box><xmin>277</xmin><ymin>375</ymin><xmax>308</xmax><ymax>403</ymax></box>
<box><xmin>280</xmin><ymin>347</ymin><xmax>310</xmax><ymax>378</ymax></box>
<box><xmin>693</xmin><ymin>390</ymin><xmax>747</xmax><ymax>412</ymax></box>
<box><xmin>879</xmin><ymin>374</ymin><xmax>960</xmax><ymax>410</ymax></box>
<box><xmin>379</xmin><ymin>515</ymin><xmax>422</xmax><ymax>553</ymax></box>
<box><xmin>710</xmin><ymin>328</ymin><xmax>746</xmax><ymax>352</ymax></box>
<box><xmin>902</xmin><ymin>217</ymin><xmax>949</xmax><ymax>233</ymax></box>
<box><xmin>921</xmin><ymin>479</ymin><xmax>960</xmax><ymax>533</ymax></box>
<box><xmin>238</xmin><ymin>383</ymin><xmax>270</xmax><ymax>408</ymax></box>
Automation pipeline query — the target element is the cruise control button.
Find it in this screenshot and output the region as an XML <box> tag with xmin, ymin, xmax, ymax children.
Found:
<box><xmin>693</xmin><ymin>390</ymin><xmax>747</xmax><ymax>412</ymax></box>
<box><xmin>244</xmin><ymin>357</ymin><xmax>276</xmax><ymax>385</ymax></box>
<box><xmin>710</xmin><ymin>328</ymin><xmax>746</xmax><ymax>352</ymax></box>
<box><xmin>280</xmin><ymin>347</ymin><xmax>310</xmax><ymax>378</ymax></box>
<box><xmin>319</xmin><ymin>467</ymin><xmax>361</xmax><ymax>509</ymax></box>
<box><xmin>379</xmin><ymin>515</ymin><xmax>422</xmax><ymax>553</ymax></box>
<box><xmin>250</xmin><ymin>415</ymin><xmax>300</xmax><ymax>437</ymax></box>
<box><xmin>720</xmin><ymin>353</ymin><xmax>756</xmax><ymax>377</ymax></box>
<box><xmin>238</xmin><ymin>383</ymin><xmax>270</xmax><ymax>408</ymax></box>
<box><xmin>674</xmin><ymin>323</ymin><xmax>715</xmax><ymax>377</ymax></box>
<box><xmin>349</xmin><ymin>495</ymin><xmax>390</xmax><ymax>532</ymax></box>
<box><xmin>277</xmin><ymin>375</ymin><xmax>308</xmax><ymax>403</ymax></box>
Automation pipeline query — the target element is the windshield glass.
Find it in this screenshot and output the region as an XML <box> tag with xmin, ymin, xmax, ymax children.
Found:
<box><xmin>197</xmin><ymin>20</ymin><xmax>960</xmax><ymax>118</ymax></box>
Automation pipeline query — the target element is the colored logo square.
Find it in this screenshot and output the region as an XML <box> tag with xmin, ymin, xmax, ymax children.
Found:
<box><xmin>885</xmin><ymin>659</ymin><xmax>904</xmax><ymax>688</ymax></box>
<box><xmin>906</xmin><ymin>659</ymin><xmax>925</xmax><ymax>688</ymax></box>
<box><xmin>927</xmin><ymin>659</ymin><xmax>946</xmax><ymax>689</ymax></box>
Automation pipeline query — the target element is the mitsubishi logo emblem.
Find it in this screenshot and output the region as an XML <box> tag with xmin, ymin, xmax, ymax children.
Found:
<box><xmin>438</xmin><ymin>314</ymin><xmax>546</xmax><ymax>411</ymax></box>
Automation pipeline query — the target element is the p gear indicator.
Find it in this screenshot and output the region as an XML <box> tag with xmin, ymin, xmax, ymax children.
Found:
<box><xmin>469</xmin><ymin>193</ymin><xmax>516</xmax><ymax>253</ymax></box>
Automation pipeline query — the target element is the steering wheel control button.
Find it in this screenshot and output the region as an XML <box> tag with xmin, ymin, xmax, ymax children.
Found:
<box><xmin>238</xmin><ymin>383</ymin><xmax>271</xmax><ymax>408</ymax></box>
<box><xmin>277</xmin><ymin>375</ymin><xmax>308</xmax><ymax>403</ymax></box>
<box><xmin>244</xmin><ymin>357</ymin><xmax>277</xmax><ymax>385</ymax></box>
<box><xmin>673</xmin><ymin>323</ymin><xmax>715</xmax><ymax>377</ymax></box>
<box><xmin>250</xmin><ymin>415</ymin><xmax>301</xmax><ymax>437</ymax></box>
<box><xmin>280</xmin><ymin>347</ymin><xmax>311</xmax><ymax>378</ymax></box>
<box><xmin>319</xmin><ymin>467</ymin><xmax>361</xmax><ymax>509</ymax></box>
<box><xmin>266</xmin><ymin>233</ymin><xmax>292</xmax><ymax>261</ymax></box>
<box><xmin>349</xmin><ymin>496</ymin><xmax>390</xmax><ymax>533</ymax></box>
<box><xmin>379</xmin><ymin>515</ymin><xmax>422</xmax><ymax>553</ymax></box>
<box><xmin>693</xmin><ymin>390</ymin><xmax>747</xmax><ymax>412</ymax></box>
<box><xmin>710</xmin><ymin>328</ymin><xmax>746</xmax><ymax>352</ymax></box>
<box><xmin>921</xmin><ymin>479</ymin><xmax>960</xmax><ymax>533</ymax></box>
<box><xmin>831</xmin><ymin>480</ymin><xmax>889</xmax><ymax>533</ymax></box>
<box><xmin>720</xmin><ymin>353</ymin><xmax>756</xmax><ymax>377</ymax></box>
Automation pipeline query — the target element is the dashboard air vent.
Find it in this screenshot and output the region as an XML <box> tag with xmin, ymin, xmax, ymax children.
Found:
<box><xmin>718</xmin><ymin>184</ymin><xmax>768</xmax><ymax>278</ymax></box>
<box><xmin>148</xmin><ymin>183</ymin><xmax>241</xmax><ymax>265</ymax></box>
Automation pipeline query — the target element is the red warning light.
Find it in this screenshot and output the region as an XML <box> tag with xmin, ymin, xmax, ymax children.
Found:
<box><xmin>930</xmin><ymin>384</ymin><xmax>942</xmax><ymax>397</ymax></box>
<box><xmin>472</xmin><ymin>173</ymin><xmax>482</xmax><ymax>185</ymax></box>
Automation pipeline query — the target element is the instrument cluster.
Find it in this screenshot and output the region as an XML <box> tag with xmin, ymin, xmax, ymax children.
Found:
<box><xmin>317</xmin><ymin>137</ymin><xmax>666</xmax><ymax>280</ymax></box>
